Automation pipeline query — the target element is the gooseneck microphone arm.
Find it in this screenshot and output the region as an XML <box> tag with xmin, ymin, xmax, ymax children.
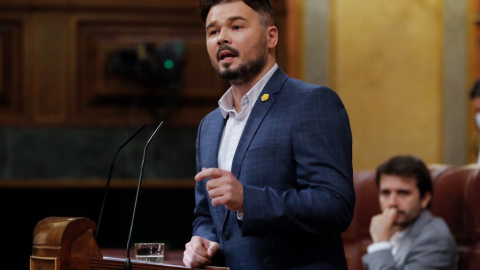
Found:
<box><xmin>125</xmin><ymin>121</ymin><xmax>164</xmax><ymax>270</ymax></box>
<box><xmin>96</xmin><ymin>123</ymin><xmax>146</xmax><ymax>239</ymax></box>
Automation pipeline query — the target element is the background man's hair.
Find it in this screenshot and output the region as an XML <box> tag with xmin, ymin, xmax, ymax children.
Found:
<box><xmin>375</xmin><ymin>154</ymin><xmax>433</xmax><ymax>199</ymax></box>
<box><xmin>469</xmin><ymin>79</ymin><xmax>480</xmax><ymax>99</ymax></box>
<box><xmin>199</xmin><ymin>0</ymin><xmax>275</xmax><ymax>28</ymax></box>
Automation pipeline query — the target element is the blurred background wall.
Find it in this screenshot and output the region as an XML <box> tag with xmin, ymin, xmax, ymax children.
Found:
<box><xmin>0</xmin><ymin>0</ymin><xmax>477</xmax><ymax>268</ymax></box>
<box><xmin>298</xmin><ymin>0</ymin><xmax>472</xmax><ymax>170</ymax></box>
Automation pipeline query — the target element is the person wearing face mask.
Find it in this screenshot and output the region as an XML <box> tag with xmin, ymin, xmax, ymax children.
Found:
<box><xmin>362</xmin><ymin>155</ymin><xmax>458</xmax><ymax>270</ymax></box>
<box><xmin>469</xmin><ymin>79</ymin><xmax>480</xmax><ymax>164</ymax></box>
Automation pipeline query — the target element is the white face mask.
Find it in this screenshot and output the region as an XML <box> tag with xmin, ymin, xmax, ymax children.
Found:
<box><xmin>476</xmin><ymin>113</ymin><xmax>480</xmax><ymax>130</ymax></box>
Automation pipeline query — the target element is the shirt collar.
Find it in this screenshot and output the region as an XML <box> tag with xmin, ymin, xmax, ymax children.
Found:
<box><xmin>218</xmin><ymin>63</ymin><xmax>278</xmax><ymax>119</ymax></box>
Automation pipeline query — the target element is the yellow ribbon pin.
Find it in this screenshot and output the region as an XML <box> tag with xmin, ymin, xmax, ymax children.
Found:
<box><xmin>261</xmin><ymin>94</ymin><xmax>270</xmax><ymax>102</ymax></box>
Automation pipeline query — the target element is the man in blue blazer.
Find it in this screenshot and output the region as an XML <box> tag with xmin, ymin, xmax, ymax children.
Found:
<box><xmin>182</xmin><ymin>1</ymin><xmax>355</xmax><ymax>269</ymax></box>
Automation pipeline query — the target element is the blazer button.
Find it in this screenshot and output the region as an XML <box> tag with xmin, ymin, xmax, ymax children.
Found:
<box><xmin>222</xmin><ymin>233</ymin><xmax>230</xmax><ymax>241</ymax></box>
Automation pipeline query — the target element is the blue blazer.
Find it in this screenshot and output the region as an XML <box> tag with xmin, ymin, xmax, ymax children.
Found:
<box><xmin>193</xmin><ymin>68</ymin><xmax>355</xmax><ymax>270</ymax></box>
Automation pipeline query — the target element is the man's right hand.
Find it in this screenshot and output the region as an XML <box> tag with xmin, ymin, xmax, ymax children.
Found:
<box><xmin>183</xmin><ymin>236</ymin><xmax>220</xmax><ymax>267</ymax></box>
<box><xmin>369</xmin><ymin>208</ymin><xmax>399</xmax><ymax>242</ymax></box>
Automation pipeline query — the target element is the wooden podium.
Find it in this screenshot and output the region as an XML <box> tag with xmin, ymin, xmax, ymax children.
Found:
<box><xmin>31</xmin><ymin>217</ymin><xmax>228</xmax><ymax>270</ymax></box>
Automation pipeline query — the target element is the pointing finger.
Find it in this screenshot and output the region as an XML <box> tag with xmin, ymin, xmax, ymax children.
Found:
<box><xmin>195</xmin><ymin>168</ymin><xmax>224</xmax><ymax>181</ymax></box>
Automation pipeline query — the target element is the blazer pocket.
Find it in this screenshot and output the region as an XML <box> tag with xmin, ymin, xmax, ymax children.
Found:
<box><xmin>245</xmin><ymin>143</ymin><xmax>279</xmax><ymax>156</ymax></box>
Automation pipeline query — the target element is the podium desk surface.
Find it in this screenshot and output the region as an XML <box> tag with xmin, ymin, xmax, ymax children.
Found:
<box><xmin>101</xmin><ymin>248</ymin><xmax>184</xmax><ymax>266</ymax></box>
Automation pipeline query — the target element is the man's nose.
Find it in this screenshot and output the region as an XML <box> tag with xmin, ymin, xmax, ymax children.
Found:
<box><xmin>217</xmin><ymin>29</ymin><xmax>231</xmax><ymax>45</ymax></box>
<box><xmin>387</xmin><ymin>194</ymin><xmax>399</xmax><ymax>206</ymax></box>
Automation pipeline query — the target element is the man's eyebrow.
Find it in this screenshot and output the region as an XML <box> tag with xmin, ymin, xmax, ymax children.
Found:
<box><xmin>206</xmin><ymin>16</ymin><xmax>247</xmax><ymax>30</ymax></box>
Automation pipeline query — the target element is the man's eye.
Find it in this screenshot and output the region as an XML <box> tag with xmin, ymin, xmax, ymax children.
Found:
<box><xmin>208</xmin><ymin>30</ymin><xmax>218</xmax><ymax>36</ymax></box>
<box><xmin>233</xmin><ymin>25</ymin><xmax>242</xmax><ymax>30</ymax></box>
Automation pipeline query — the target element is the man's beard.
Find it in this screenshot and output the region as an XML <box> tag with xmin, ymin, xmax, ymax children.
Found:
<box><xmin>215</xmin><ymin>54</ymin><xmax>267</xmax><ymax>86</ymax></box>
<box><xmin>213</xmin><ymin>38</ymin><xmax>268</xmax><ymax>86</ymax></box>
<box><xmin>393</xmin><ymin>209</ymin><xmax>418</xmax><ymax>228</ymax></box>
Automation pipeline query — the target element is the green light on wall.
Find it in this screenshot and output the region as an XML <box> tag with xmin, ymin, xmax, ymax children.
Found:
<box><xmin>164</xmin><ymin>59</ymin><xmax>174</xmax><ymax>70</ymax></box>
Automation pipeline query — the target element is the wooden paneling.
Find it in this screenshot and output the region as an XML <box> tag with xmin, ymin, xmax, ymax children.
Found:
<box><xmin>30</xmin><ymin>13</ymin><xmax>70</xmax><ymax>124</ymax></box>
<box><xmin>72</xmin><ymin>13</ymin><xmax>225</xmax><ymax>126</ymax></box>
<box><xmin>0</xmin><ymin>0</ymin><xmax>287</xmax><ymax>127</ymax></box>
<box><xmin>0</xmin><ymin>0</ymin><xmax>29</xmax><ymax>8</ymax></box>
<box><xmin>0</xmin><ymin>18</ymin><xmax>26</xmax><ymax>124</ymax></box>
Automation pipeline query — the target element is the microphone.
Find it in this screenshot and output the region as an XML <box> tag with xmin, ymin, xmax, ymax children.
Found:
<box><xmin>96</xmin><ymin>123</ymin><xmax>146</xmax><ymax>239</ymax></box>
<box><xmin>125</xmin><ymin>121</ymin><xmax>164</xmax><ymax>270</ymax></box>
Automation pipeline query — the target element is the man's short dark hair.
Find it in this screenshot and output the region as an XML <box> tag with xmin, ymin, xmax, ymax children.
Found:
<box><xmin>375</xmin><ymin>155</ymin><xmax>433</xmax><ymax>199</ymax></box>
<box><xmin>469</xmin><ymin>79</ymin><xmax>480</xmax><ymax>99</ymax></box>
<box><xmin>199</xmin><ymin>0</ymin><xmax>274</xmax><ymax>27</ymax></box>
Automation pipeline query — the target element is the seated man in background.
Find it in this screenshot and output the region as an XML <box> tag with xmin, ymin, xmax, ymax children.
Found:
<box><xmin>362</xmin><ymin>155</ymin><xmax>458</xmax><ymax>270</ymax></box>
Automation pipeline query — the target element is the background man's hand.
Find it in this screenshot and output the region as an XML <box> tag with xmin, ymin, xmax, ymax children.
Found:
<box><xmin>369</xmin><ymin>208</ymin><xmax>399</xmax><ymax>242</ymax></box>
<box><xmin>195</xmin><ymin>168</ymin><xmax>244</xmax><ymax>211</ymax></box>
<box><xmin>183</xmin><ymin>236</ymin><xmax>220</xmax><ymax>267</ymax></box>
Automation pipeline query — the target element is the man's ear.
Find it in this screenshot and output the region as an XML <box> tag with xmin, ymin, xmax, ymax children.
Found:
<box><xmin>420</xmin><ymin>191</ymin><xmax>432</xmax><ymax>209</ymax></box>
<box><xmin>266</xmin><ymin>25</ymin><xmax>278</xmax><ymax>48</ymax></box>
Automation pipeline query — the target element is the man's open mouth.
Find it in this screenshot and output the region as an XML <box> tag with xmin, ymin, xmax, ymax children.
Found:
<box><xmin>219</xmin><ymin>50</ymin><xmax>237</xmax><ymax>60</ymax></box>
<box><xmin>217</xmin><ymin>45</ymin><xmax>239</xmax><ymax>61</ymax></box>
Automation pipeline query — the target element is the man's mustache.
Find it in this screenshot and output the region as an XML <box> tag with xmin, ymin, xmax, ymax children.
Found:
<box><xmin>216</xmin><ymin>45</ymin><xmax>239</xmax><ymax>60</ymax></box>
<box><xmin>384</xmin><ymin>208</ymin><xmax>406</xmax><ymax>216</ymax></box>
<box><xmin>393</xmin><ymin>208</ymin><xmax>406</xmax><ymax>215</ymax></box>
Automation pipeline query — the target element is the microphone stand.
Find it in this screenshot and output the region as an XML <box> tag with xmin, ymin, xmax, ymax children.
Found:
<box><xmin>125</xmin><ymin>121</ymin><xmax>164</xmax><ymax>270</ymax></box>
<box><xmin>96</xmin><ymin>123</ymin><xmax>146</xmax><ymax>239</ymax></box>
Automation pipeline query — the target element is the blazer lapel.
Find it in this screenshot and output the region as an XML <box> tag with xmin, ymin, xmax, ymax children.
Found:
<box><xmin>208</xmin><ymin>112</ymin><xmax>227</xmax><ymax>168</ymax></box>
<box><xmin>394</xmin><ymin>211</ymin><xmax>433</xmax><ymax>267</ymax></box>
<box><xmin>204</xmin><ymin>111</ymin><xmax>228</xmax><ymax>219</ymax></box>
<box><xmin>230</xmin><ymin>69</ymin><xmax>288</xmax><ymax>180</ymax></box>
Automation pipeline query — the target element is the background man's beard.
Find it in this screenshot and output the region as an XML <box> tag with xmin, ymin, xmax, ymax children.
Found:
<box><xmin>392</xmin><ymin>210</ymin><xmax>416</xmax><ymax>228</ymax></box>
<box><xmin>215</xmin><ymin>53</ymin><xmax>267</xmax><ymax>86</ymax></box>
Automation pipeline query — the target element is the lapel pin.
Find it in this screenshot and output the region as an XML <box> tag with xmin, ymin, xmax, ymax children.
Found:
<box><xmin>261</xmin><ymin>94</ymin><xmax>270</xmax><ymax>102</ymax></box>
